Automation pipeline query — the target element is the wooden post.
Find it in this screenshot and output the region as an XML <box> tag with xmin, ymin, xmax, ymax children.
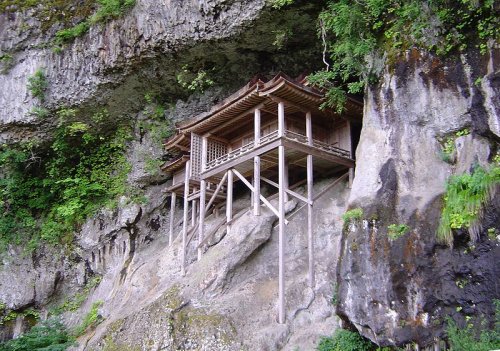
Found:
<box><xmin>169</xmin><ymin>192</ymin><xmax>176</xmax><ymax>246</ymax></box>
<box><xmin>198</xmin><ymin>180</ymin><xmax>206</xmax><ymax>260</ymax></box>
<box><xmin>347</xmin><ymin>121</ymin><xmax>354</xmax><ymax>188</ymax></box>
<box><xmin>181</xmin><ymin>160</ymin><xmax>191</xmax><ymax>276</ymax></box>
<box><xmin>278</xmin><ymin>101</ymin><xmax>285</xmax><ymax>138</ymax></box>
<box><xmin>198</xmin><ymin>136</ymin><xmax>208</xmax><ymax>260</ymax></box>
<box><xmin>306</xmin><ymin>111</ymin><xmax>314</xmax><ymax>288</ymax></box>
<box><xmin>226</xmin><ymin>170</ymin><xmax>233</xmax><ymax>235</ymax></box>
<box><xmin>254</xmin><ymin>108</ymin><xmax>261</xmax><ymax>216</ymax></box>
<box><xmin>278</xmin><ymin>145</ymin><xmax>286</xmax><ymax>324</ymax></box>
<box><xmin>191</xmin><ymin>190</ymin><xmax>197</xmax><ymax>227</ymax></box>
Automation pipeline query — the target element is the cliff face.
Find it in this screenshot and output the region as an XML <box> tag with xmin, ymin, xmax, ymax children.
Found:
<box><xmin>338</xmin><ymin>48</ymin><xmax>500</xmax><ymax>347</ymax></box>
<box><xmin>0</xmin><ymin>0</ymin><xmax>499</xmax><ymax>349</ymax></box>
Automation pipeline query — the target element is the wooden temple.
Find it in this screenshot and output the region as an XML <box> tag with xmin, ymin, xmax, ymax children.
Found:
<box><xmin>162</xmin><ymin>73</ymin><xmax>362</xmax><ymax>323</ymax></box>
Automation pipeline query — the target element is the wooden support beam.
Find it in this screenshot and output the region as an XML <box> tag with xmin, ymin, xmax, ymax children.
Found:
<box><xmin>206</xmin><ymin>172</ymin><xmax>228</xmax><ymax>212</ymax></box>
<box><xmin>278</xmin><ymin>145</ymin><xmax>286</xmax><ymax>324</ymax></box>
<box><xmin>260</xmin><ymin>176</ymin><xmax>312</xmax><ymax>205</ymax></box>
<box><xmin>198</xmin><ymin>179</ymin><xmax>206</xmax><ymax>261</ymax></box>
<box><xmin>278</xmin><ymin>101</ymin><xmax>285</xmax><ymax>138</ymax></box>
<box><xmin>306</xmin><ymin>111</ymin><xmax>315</xmax><ymax>288</ymax></box>
<box><xmin>208</xmin><ymin>102</ymin><xmax>265</xmax><ymax>135</ymax></box>
<box><xmin>254</xmin><ymin>108</ymin><xmax>261</xmax><ymax>216</ymax></box>
<box><xmin>169</xmin><ymin>192</ymin><xmax>176</xmax><ymax>246</ymax></box>
<box><xmin>307</xmin><ymin>153</ymin><xmax>314</xmax><ymax>288</ymax></box>
<box><xmin>226</xmin><ymin>170</ymin><xmax>233</xmax><ymax>235</ymax></box>
<box><xmin>232</xmin><ymin>169</ymin><xmax>287</xmax><ymax>224</ymax></box>
<box><xmin>254</xmin><ymin>157</ymin><xmax>261</xmax><ymax>215</ymax></box>
<box><xmin>181</xmin><ymin>160</ymin><xmax>191</xmax><ymax>276</ymax></box>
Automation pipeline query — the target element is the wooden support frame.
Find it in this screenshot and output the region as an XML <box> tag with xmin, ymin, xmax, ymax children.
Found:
<box><xmin>306</xmin><ymin>111</ymin><xmax>314</xmax><ymax>288</ymax></box>
<box><xmin>254</xmin><ymin>108</ymin><xmax>261</xmax><ymax>216</ymax></box>
<box><xmin>278</xmin><ymin>145</ymin><xmax>286</xmax><ymax>324</ymax></box>
<box><xmin>181</xmin><ymin>160</ymin><xmax>191</xmax><ymax>276</ymax></box>
<box><xmin>260</xmin><ymin>176</ymin><xmax>312</xmax><ymax>205</ymax></box>
<box><xmin>232</xmin><ymin>169</ymin><xmax>288</xmax><ymax>224</ymax></box>
<box><xmin>206</xmin><ymin>172</ymin><xmax>228</xmax><ymax>211</ymax></box>
<box><xmin>226</xmin><ymin>170</ymin><xmax>233</xmax><ymax>235</ymax></box>
<box><xmin>169</xmin><ymin>192</ymin><xmax>176</xmax><ymax>246</ymax></box>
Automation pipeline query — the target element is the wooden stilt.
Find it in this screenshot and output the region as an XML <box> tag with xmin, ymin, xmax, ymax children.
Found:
<box><xmin>181</xmin><ymin>160</ymin><xmax>191</xmax><ymax>276</ymax></box>
<box><xmin>254</xmin><ymin>108</ymin><xmax>261</xmax><ymax>216</ymax></box>
<box><xmin>226</xmin><ymin>170</ymin><xmax>233</xmax><ymax>235</ymax></box>
<box><xmin>169</xmin><ymin>192</ymin><xmax>176</xmax><ymax>246</ymax></box>
<box><xmin>191</xmin><ymin>187</ymin><xmax>197</xmax><ymax>227</ymax></box>
<box><xmin>284</xmin><ymin>162</ymin><xmax>289</xmax><ymax>202</ymax></box>
<box><xmin>198</xmin><ymin>136</ymin><xmax>208</xmax><ymax>261</ymax></box>
<box><xmin>278</xmin><ymin>145</ymin><xmax>286</xmax><ymax>324</ymax></box>
<box><xmin>278</xmin><ymin>101</ymin><xmax>285</xmax><ymax>138</ymax></box>
<box><xmin>198</xmin><ymin>180</ymin><xmax>206</xmax><ymax>260</ymax></box>
<box><xmin>306</xmin><ymin>111</ymin><xmax>314</xmax><ymax>288</ymax></box>
<box><xmin>253</xmin><ymin>157</ymin><xmax>261</xmax><ymax>215</ymax></box>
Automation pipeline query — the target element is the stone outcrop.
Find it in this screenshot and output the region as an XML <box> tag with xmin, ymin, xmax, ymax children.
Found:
<box><xmin>337</xmin><ymin>48</ymin><xmax>500</xmax><ymax>347</ymax></box>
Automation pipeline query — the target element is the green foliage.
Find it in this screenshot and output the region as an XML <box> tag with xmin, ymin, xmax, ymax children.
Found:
<box><xmin>27</xmin><ymin>69</ymin><xmax>48</xmax><ymax>102</ymax></box>
<box><xmin>446</xmin><ymin>300</ymin><xmax>500</xmax><ymax>351</ymax></box>
<box><xmin>269</xmin><ymin>0</ymin><xmax>293</xmax><ymax>9</ymax></box>
<box><xmin>89</xmin><ymin>0</ymin><xmax>136</xmax><ymax>24</ymax></box>
<box><xmin>387</xmin><ymin>224</ymin><xmax>410</xmax><ymax>241</ymax></box>
<box><xmin>437</xmin><ymin>165</ymin><xmax>500</xmax><ymax>246</ymax></box>
<box><xmin>317</xmin><ymin>329</ymin><xmax>374</xmax><ymax>351</ymax></box>
<box><xmin>177</xmin><ymin>66</ymin><xmax>214</xmax><ymax>93</ymax></box>
<box><xmin>0</xmin><ymin>120</ymin><xmax>132</xmax><ymax>250</ymax></box>
<box><xmin>0</xmin><ymin>53</ymin><xmax>14</xmax><ymax>74</ymax></box>
<box><xmin>0</xmin><ymin>318</ymin><xmax>75</xmax><ymax>351</ymax></box>
<box><xmin>51</xmin><ymin>276</ymin><xmax>102</xmax><ymax>315</ymax></box>
<box><xmin>55</xmin><ymin>22</ymin><xmax>90</xmax><ymax>44</ymax></box>
<box><xmin>441</xmin><ymin>129</ymin><xmax>470</xmax><ymax>163</ymax></box>
<box><xmin>29</xmin><ymin>106</ymin><xmax>50</xmax><ymax>119</ymax></box>
<box><xmin>73</xmin><ymin>301</ymin><xmax>103</xmax><ymax>337</ymax></box>
<box><xmin>342</xmin><ymin>208</ymin><xmax>363</xmax><ymax>227</ymax></box>
<box><xmin>273</xmin><ymin>28</ymin><xmax>293</xmax><ymax>49</ymax></box>
<box><xmin>54</xmin><ymin>0</ymin><xmax>135</xmax><ymax>45</ymax></box>
<box><xmin>308</xmin><ymin>0</ymin><xmax>499</xmax><ymax>112</ymax></box>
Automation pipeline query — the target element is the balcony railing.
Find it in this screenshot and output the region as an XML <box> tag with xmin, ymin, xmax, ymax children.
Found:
<box><xmin>204</xmin><ymin>129</ymin><xmax>351</xmax><ymax>172</ymax></box>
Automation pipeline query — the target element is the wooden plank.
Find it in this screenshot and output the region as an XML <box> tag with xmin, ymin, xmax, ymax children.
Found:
<box><xmin>169</xmin><ymin>192</ymin><xmax>176</xmax><ymax>246</ymax></box>
<box><xmin>181</xmin><ymin>160</ymin><xmax>191</xmax><ymax>276</ymax></box>
<box><xmin>278</xmin><ymin>145</ymin><xmax>286</xmax><ymax>324</ymax></box>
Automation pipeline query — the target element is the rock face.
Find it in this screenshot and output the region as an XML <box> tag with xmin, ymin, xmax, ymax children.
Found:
<box><xmin>337</xmin><ymin>48</ymin><xmax>500</xmax><ymax>347</ymax></box>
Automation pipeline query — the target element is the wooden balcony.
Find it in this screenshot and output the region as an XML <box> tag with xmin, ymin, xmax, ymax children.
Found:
<box><xmin>201</xmin><ymin>129</ymin><xmax>354</xmax><ymax>180</ymax></box>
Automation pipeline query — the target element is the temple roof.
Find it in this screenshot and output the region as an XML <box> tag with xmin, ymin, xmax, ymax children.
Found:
<box><xmin>164</xmin><ymin>73</ymin><xmax>362</xmax><ymax>152</ymax></box>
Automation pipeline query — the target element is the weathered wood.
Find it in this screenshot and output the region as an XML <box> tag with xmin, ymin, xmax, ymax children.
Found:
<box><xmin>282</xmin><ymin>139</ymin><xmax>354</xmax><ymax>167</ymax></box>
<box><xmin>226</xmin><ymin>170</ymin><xmax>233</xmax><ymax>235</ymax></box>
<box><xmin>202</xmin><ymin>139</ymin><xmax>281</xmax><ymax>179</ymax></box>
<box><xmin>253</xmin><ymin>157</ymin><xmax>261</xmax><ymax>215</ymax></box>
<box><xmin>254</xmin><ymin>108</ymin><xmax>261</xmax><ymax>216</ymax></box>
<box><xmin>208</xmin><ymin>103</ymin><xmax>265</xmax><ymax>135</ymax></box>
<box><xmin>198</xmin><ymin>179</ymin><xmax>206</xmax><ymax>260</ymax></box>
<box><xmin>307</xmin><ymin>153</ymin><xmax>314</xmax><ymax>288</ymax></box>
<box><xmin>232</xmin><ymin>169</ymin><xmax>287</xmax><ymax>223</ymax></box>
<box><xmin>206</xmin><ymin>172</ymin><xmax>228</xmax><ymax>212</ymax></box>
<box><xmin>278</xmin><ymin>101</ymin><xmax>285</xmax><ymax>137</ymax></box>
<box><xmin>169</xmin><ymin>192</ymin><xmax>176</xmax><ymax>246</ymax></box>
<box><xmin>278</xmin><ymin>145</ymin><xmax>286</xmax><ymax>324</ymax></box>
<box><xmin>181</xmin><ymin>160</ymin><xmax>191</xmax><ymax>276</ymax></box>
<box><xmin>260</xmin><ymin>176</ymin><xmax>312</xmax><ymax>205</ymax></box>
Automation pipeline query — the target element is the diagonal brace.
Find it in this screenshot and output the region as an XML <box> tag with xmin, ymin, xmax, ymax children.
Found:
<box><xmin>232</xmin><ymin>169</ymin><xmax>289</xmax><ymax>224</ymax></box>
<box><xmin>261</xmin><ymin>176</ymin><xmax>312</xmax><ymax>206</ymax></box>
